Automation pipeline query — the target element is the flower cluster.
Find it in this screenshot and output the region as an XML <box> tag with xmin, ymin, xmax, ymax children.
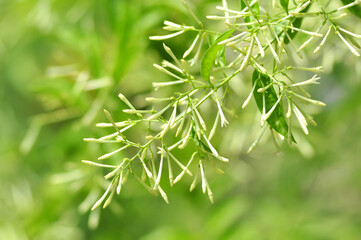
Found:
<box><xmin>84</xmin><ymin>0</ymin><xmax>361</xmax><ymax>207</ymax></box>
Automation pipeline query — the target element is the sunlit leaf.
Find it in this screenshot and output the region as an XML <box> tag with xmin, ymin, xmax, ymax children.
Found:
<box><xmin>201</xmin><ymin>29</ymin><xmax>235</xmax><ymax>83</ymax></box>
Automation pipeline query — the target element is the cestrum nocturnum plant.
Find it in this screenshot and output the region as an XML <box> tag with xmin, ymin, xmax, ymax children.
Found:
<box><xmin>83</xmin><ymin>0</ymin><xmax>361</xmax><ymax>208</ymax></box>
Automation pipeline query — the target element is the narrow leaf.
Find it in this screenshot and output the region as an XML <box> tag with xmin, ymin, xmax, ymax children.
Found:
<box><xmin>240</xmin><ymin>0</ymin><xmax>260</xmax><ymax>29</ymax></box>
<box><xmin>201</xmin><ymin>29</ymin><xmax>235</xmax><ymax>83</ymax></box>
<box><xmin>191</xmin><ymin>126</ymin><xmax>212</xmax><ymax>153</ymax></box>
<box><xmin>280</xmin><ymin>0</ymin><xmax>289</xmax><ymax>14</ymax></box>
<box><xmin>252</xmin><ymin>70</ymin><xmax>296</xmax><ymax>142</ymax></box>
<box><xmin>341</xmin><ymin>0</ymin><xmax>361</xmax><ymax>19</ymax></box>
<box><xmin>284</xmin><ymin>3</ymin><xmax>312</xmax><ymax>44</ymax></box>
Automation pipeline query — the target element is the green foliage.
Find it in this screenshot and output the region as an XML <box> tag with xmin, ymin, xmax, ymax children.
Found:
<box><xmin>280</xmin><ymin>0</ymin><xmax>289</xmax><ymax>14</ymax></box>
<box><xmin>201</xmin><ymin>29</ymin><xmax>235</xmax><ymax>83</ymax></box>
<box><xmin>283</xmin><ymin>2</ymin><xmax>311</xmax><ymax>44</ymax></box>
<box><xmin>341</xmin><ymin>0</ymin><xmax>361</xmax><ymax>18</ymax></box>
<box><xmin>252</xmin><ymin>69</ymin><xmax>294</xmax><ymax>142</ymax></box>
<box><xmin>240</xmin><ymin>0</ymin><xmax>260</xmax><ymax>29</ymax></box>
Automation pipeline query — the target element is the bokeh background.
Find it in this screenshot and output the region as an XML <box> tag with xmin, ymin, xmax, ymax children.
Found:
<box><xmin>1</xmin><ymin>0</ymin><xmax>361</xmax><ymax>239</ymax></box>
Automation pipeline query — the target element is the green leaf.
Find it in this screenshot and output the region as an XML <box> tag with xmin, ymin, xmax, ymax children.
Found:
<box><xmin>341</xmin><ymin>0</ymin><xmax>361</xmax><ymax>19</ymax></box>
<box><xmin>240</xmin><ymin>0</ymin><xmax>260</xmax><ymax>29</ymax></box>
<box><xmin>252</xmin><ymin>69</ymin><xmax>296</xmax><ymax>142</ymax></box>
<box><xmin>191</xmin><ymin>126</ymin><xmax>212</xmax><ymax>153</ymax></box>
<box><xmin>280</xmin><ymin>0</ymin><xmax>289</xmax><ymax>14</ymax></box>
<box><xmin>201</xmin><ymin>29</ymin><xmax>235</xmax><ymax>83</ymax></box>
<box><xmin>284</xmin><ymin>2</ymin><xmax>312</xmax><ymax>44</ymax></box>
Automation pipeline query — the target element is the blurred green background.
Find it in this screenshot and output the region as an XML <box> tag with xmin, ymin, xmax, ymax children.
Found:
<box><xmin>1</xmin><ymin>0</ymin><xmax>361</xmax><ymax>239</ymax></box>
